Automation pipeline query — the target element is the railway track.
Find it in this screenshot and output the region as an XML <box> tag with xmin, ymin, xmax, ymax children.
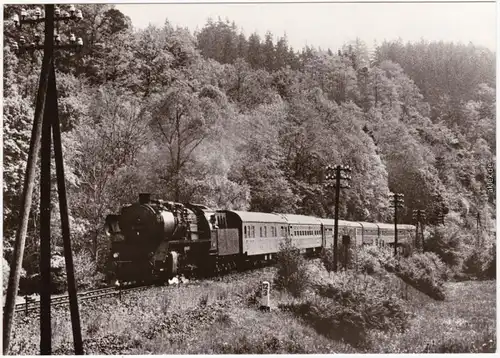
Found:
<box><xmin>14</xmin><ymin>285</ymin><xmax>150</xmax><ymax>315</ymax></box>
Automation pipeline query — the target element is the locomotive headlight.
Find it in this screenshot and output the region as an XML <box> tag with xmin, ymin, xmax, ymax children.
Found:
<box><xmin>113</xmin><ymin>252</ymin><xmax>119</xmax><ymax>259</ymax></box>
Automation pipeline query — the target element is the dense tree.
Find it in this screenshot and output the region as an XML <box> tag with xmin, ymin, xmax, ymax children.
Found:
<box><xmin>64</xmin><ymin>87</ymin><xmax>151</xmax><ymax>261</ymax></box>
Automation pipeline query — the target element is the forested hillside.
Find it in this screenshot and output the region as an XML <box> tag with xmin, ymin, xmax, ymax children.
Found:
<box><xmin>3</xmin><ymin>5</ymin><xmax>496</xmax><ymax>288</ymax></box>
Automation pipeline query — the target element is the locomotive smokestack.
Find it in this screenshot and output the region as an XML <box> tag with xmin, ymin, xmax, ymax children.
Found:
<box><xmin>139</xmin><ymin>193</ymin><xmax>151</xmax><ymax>204</ymax></box>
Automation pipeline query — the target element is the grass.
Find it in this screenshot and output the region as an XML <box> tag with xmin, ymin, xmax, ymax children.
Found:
<box><xmin>367</xmin><ymin>280</ymin><xmax>496</xmax><ymax>353</ymax></box>
<box><xmin>134</xmin><ymin>306</ymin><xmax>356</xmax><ymax>354</ymax></box>
<box><xmin>7</xmin><ymin>265</ymin><xmax>496</xmax><ymax>355</ymax></box>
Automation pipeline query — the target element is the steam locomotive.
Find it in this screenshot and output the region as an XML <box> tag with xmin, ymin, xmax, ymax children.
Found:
<box><xmin>105</xmin><ymin>193</ymin><xmax>415</xmax><ymax>284</ymax></box>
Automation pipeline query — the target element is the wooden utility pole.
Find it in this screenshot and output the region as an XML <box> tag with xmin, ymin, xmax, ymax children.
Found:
<box><xmin>325</xmin><ymin>164</ymin><xmax>352</xmax><ymax>272</ymax></box>
<box><xmin>3</xmin><ymin>7</ymin><xmax>54</xmax><ymax>354</ymax></box>
<box><xmin>390</xmin><ymin>193</ymin><xmax>404</xmax><ymax>257</ymax></box>
<box><xmin>3</xmin><ymin>5</ymin><xmax>84</xmax><ymax>355</ymax></box>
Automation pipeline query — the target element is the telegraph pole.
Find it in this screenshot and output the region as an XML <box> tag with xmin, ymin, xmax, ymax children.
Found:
<box><xmin>412</xmin><ymin>209</ymin><xmax>426</xmax><ymax>252</ymax></box>
<box><xmin>325</xmin><ymin>164</ymin><xmax>352</xmax><ymax>272</ymax></box>
<box><xmin>4</xmin><ymin>5</ymin><xmax>84</xmax><ymax>355</ymax></box>
<box><xmin>390</xmin><ymin>193</ymin><xmax>404</xmax><ymax>257</ymax></box>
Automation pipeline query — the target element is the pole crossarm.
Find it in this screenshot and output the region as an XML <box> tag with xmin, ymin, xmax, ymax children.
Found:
<box><xmin>8</xmin><ymin>5</ymin><xmax>84</xmax><ymax>55</ymax></box>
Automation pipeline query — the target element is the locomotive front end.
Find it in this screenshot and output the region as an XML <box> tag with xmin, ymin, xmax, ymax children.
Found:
<box><xmin>105</xmin><ymin>193</ymin><xmax>212</xmax><ymax>284</ymax></box>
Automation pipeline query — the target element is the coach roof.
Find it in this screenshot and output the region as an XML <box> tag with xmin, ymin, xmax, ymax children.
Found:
<box><xmin>280</xmin><ymin>214</ymin><xmax>322</xmax><ymax>225</ymax></box>
<box><xmin>317</xmin><ymin>218</ymin><xmax>362</xmax><ymax>228</ymax></box>
<box><xmin>225</xmin><ymin>210</ymin><xmax>288</xmax><ymax>224</ymax></box>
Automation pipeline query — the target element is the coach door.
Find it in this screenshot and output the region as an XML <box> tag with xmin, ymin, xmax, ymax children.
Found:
<box><xmin>321</xmin><ymin>224</ymin><xmax>326</xmax><ymax>248</ymax></box>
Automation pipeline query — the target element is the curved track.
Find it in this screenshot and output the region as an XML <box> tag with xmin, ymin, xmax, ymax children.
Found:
<box><xmin>14</xmin><ymin>285</ymin><xmax>150</xmax><ymax>315</ymax></box>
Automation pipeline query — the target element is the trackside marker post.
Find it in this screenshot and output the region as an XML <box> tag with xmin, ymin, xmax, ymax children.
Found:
<box><xmin>260</xmin><ymin>281</ymin><xmax>271</xmax><ymax>311</ymax></box>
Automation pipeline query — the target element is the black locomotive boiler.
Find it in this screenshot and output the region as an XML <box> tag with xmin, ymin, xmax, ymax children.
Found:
<box><xmin>105</xmin><ymin>193</ymin><xmax>217</xmax><ymax>283</ymax></box>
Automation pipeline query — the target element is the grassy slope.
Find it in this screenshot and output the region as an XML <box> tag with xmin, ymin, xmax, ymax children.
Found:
<box><xmin>368</xmin><ymin>280</ymin><xmax>496</xmax><ymax>353</ymax></box>
<box><xmin>8</xmin><ymin>268</ymin><xmax>496</xmax><ymax>355</ymax></box>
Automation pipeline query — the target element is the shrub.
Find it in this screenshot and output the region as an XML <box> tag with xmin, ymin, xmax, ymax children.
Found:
<box><xmin>425</xmin><ymin>226</ymin><xmax>464</xmax><ymax>268</ymax></box>
<box><xmin>484</xmin><ymin>244</ymin><xmax>496</xmax><ymax>279</ymax></box>
<box><xmin>462</xmin><ymin>248</ymin><xmax>488</xmax><ymax>279</ymax></box>
<box><xmin>284</xmin><ymin>272</ymin><xmax>410</xmax><ymax>347</ymax></box>
<box><xmin>73</xmin><ymin>250</ymin><xmax>105</xmax><ymax>289</ymax></box>
<box><xmin>320</xmin><ymin>248</ymin><xmax>335</xmax><ymax>273</ymax></box>
<box><xmin>356</xmin><ymin>246</ymin><xmax>398</xmax><ymax>274</ymax></box>
<box><xmin>461</xmin><ymin>244</ymin><xmax>496</xmax><ymax>280</ymax></box>
<box><xmin>357</xmin><ymin>248</ymin><xmax>382</xmax><ymax>274</ymax></box>
<box><xmin>274</xmin><ymin>238</ymin><xmax>309</xmax><ymax>297</ymax></box>
<box><xmin>397</xmin><ymin>252</ymin><xmax>446</xmax><ymax>300</ymax></box>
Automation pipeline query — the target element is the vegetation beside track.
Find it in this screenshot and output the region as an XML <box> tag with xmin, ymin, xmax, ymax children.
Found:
<box><xmin>8</xmin><ymin>261</ymin><xmax>496</xmax><ymax>355</ymax></box>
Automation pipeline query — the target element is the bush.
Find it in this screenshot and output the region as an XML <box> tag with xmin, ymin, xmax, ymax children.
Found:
<box><xmin>356</xmin><ymin>246</ymin><xmax>398</xmax><ymax>274</ymax></box>
<box><xmin>484</xmin><ymin>244</ymin><xmax>496</xmax><ymax>279</ymax></box>
<box><xmin>357</xmin><ymin>248</ymin><xmax>382</xmax><ymax>274</ymax></box>
<box><xmin>274</xmin><ymin>238</ymin><xmax>309</xmax><ymax>297</ymax></box>
<box><xmin>74</xmin><ymin>250</ymin><xmax>105</xmax><ymax>289</ymax></box>
<box><xmin>320</xmin><ymin>248</ymin><xmax>335</xmax><ymax>273</ymax></box>
<box><xmin>462</xmin><ymin>245</ymin><xmax>496</xmax><ymax>280</ymax></box>
<box><xmin>397</xmin><ymin>252</ymin><xmax>446</xmax><ymax>300</ymax></box>
<box><xmin>425</xmin><ymin>226</ymin><xmax>464</xmax><ymax>268</ymax></box>
<box><xmin>462</xmin><ymin>249</ymin><xmax>488</xmax><ymax>279</ymax></box>
<box><xmin>284</xmin><ymin>272</ymin><xmax>410</xmax><ymax>347</ymax></box>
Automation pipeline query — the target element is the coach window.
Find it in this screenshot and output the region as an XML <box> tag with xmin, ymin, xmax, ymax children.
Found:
<box><xmin>264</xmin><ymin>226</ymin><xmax>267</xmax><ymax>237</ymax></box>
<box><xmin>260</xmin><ymin>226</ymin><xmax>263</xmax><ymax>237</ymax></box>
<box><xmin>244</xmin><ymin>226</ymin><xmax>247</xmax><ymax>238</ymax></box>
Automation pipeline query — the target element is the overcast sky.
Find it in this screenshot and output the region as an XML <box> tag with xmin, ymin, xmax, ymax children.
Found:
<box><xmin>115</xmin><ymin>0</ymin><xmax>497</xmax><ymax>52</ymax></box>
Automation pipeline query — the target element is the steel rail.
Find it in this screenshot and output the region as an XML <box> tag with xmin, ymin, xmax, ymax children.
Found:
<box><xmin>13</xmin><ymin>286</ymin><xmax>149</xmax><ymax>314</ymax></box>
